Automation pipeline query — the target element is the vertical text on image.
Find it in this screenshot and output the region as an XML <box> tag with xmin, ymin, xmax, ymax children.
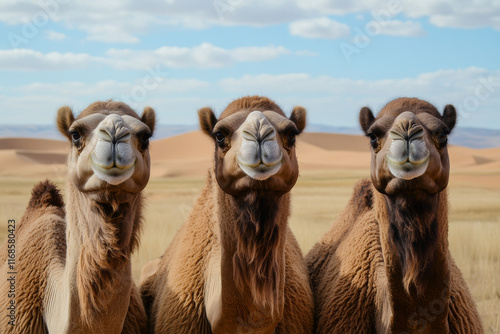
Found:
<box><xmin>6</xmin><ymin>219</ymin><xmax>16</xmax><ymax>327</ymax></box>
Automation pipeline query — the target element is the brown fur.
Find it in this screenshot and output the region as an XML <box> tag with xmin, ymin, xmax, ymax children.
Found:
<box><xmin>75</xmin><ymin>195</ymin><xmax>143</xmax><ymax>327</ymax></box>
<box><xmin>307</xmin><ymin>98</ymin><xmax>483</xmax><ymax>333</ymax></box>
<box><xmin>57</xmin><ymin>105</ymin><xmax>76</xmax><ymax>140</ymax></box>
<box><xmin>232</xmin><ymin>192</ymin><xmax>283</xmax><ymax>315</ymax></box>
<box><xmin>76</xmin><ymin>100</ymin><xmax>141</xmax><ymax>119</ymax></box>
<box><xmin>0</xmin><ymin>181</ymin><xmax>65</xmax><ymax>333</ymax></box>
<box><xmin>141</xmin><ymin>96</ymin><xmax>313</xmax><ymax>333</ymax></box>
<box><xmin>220</xmin><ymin>95</ymin><xmax>287</xmax><ymax>118</ymax></box>
<box><xmin>0</xmin><ymin>101</ymin><xmax>153</xmax><ymax>333</ymax></box>
<box><xmin>385</xmin><ymin>192</ymin><xmax>441</xmax><ymax>295</ymax></box>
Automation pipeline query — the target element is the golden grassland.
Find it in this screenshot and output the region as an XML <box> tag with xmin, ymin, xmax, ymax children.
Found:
<box><xmin>0</xmin><ymin>169</ymin><xmax>499</xmax><ymax>332</ymax></box>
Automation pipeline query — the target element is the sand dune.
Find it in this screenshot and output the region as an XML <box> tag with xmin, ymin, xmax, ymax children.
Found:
<box><xmin>300</xmin><ymin>132</ymin><xmax>369</xmax><ymax>152</ymax></box>
<box><xmin>16</xmin><ymin>150</ymin><xmax>67</xmax><ymax>165</ymax></box>
<box><xmin>0</xmin><ymin>138</ymin><xmax>68</xmax><ymax>151</ymax></box>
<box><xmin>150</xmin><ymin>131</ymin><xmax>213</xmax><ymax>161</ymax></box>
<box><xmin>0</xmin><ymin>132</ymin><xmax>498</xmax><ymax>181</ymax></box>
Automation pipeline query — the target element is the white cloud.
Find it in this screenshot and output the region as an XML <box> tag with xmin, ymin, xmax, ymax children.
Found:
<box><xmin>402</xmin><ymin>1</ymin><xmax>500</xmax><ymax>30</ymax></box>
<box><xmin>296</xmin><ymin>0</ymin><xmax>500</xmax><ymax>31</ymax></box>
<box><xmin>2</xmin><ymin>77</ymin><xmax>212</xmax><ymax>124</ymax></box>
<box><xmin>217</xmin><ymin>68</ymin><xmax>500</xmax><ymax>127</ymax></box>
<box><xmin>2</xmin><ymin>68</ymin><xmax>499</xmax><ymax>128</ymax></box>
<box><xmin>289</xmin><ymin>17</ymin><xmax>424</xmax><ymax>40</ymax></box>
<box><xmin>44</xmin><ymin>30</ymin><xmax>66</xmax><ymax>40</ymax></box>
<box><xmin>0</xmin><ymin>0</ymin><xmax>310</xmax><ymax>43</ymax></box>
<box><xmin>0</xmin><ymin>44</ymin><xmax>294</xmax><ymax>71</ymax></box>
<box><xmin>0</xmin><ymin>0</ymin><xmax>498</xmax><ymax>43</ymax></box>
<box><xmin>0</xmin><ymin>49</ymin><xmax>92</xmax><ymax>71</ymax></box>
<box><xmin>289</xmin><ymin>17</ymin><xmax>350</xmax><ymax>39</ymax></box>
<box><xmin>104</xmin><ymin>43</ymin><xmax>291</xmax><ymax>70</ymax></box>
<box><xmin>296</xmin><ymin>0</ymin><xmax>382</xmax><ymax>16</ymax></box>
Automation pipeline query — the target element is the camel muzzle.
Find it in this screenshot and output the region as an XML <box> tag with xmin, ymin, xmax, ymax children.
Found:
<box><xmin>237</xmin><ymin>111</ymin><xmax>283</xmax><ymax>181</ymax></box>
<box><xmin>385</xmin><ymin>112</ymin><xmax>430</xmax><ymax>180</ymax></box>
<box><xmin>90</xmin><ymin>115</ymin><xmax>137</xmax><ymax>185</ymax></box>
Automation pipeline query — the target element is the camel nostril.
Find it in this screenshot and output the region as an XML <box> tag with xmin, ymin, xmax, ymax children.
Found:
<box><xmin>98</xmin><ymin>126</ymin><xmax>130</xmax><ymax>144</ymax></box>
<box><xmin>259</xmin><ymin>126</ymin><xmax>276</xmax><ymax>142</ymax></box>
<box><xmin>99</xmin><ymin>128</ymin><xmax>113</xmax><ymax>141</ymax></box>
<box><xmin>389</xmin><ymin>130</ymin><xmax>407</xmax><ymax>141</ymax></box>
<box><xmin>408</xmin><ymin>127</ymin><xmax>424</xmax><ymax>141</ymax></box>
<box><xmin>114</xmin><ymin>128</ymin><xmax>131</xmax><ymax>143</ymax></box>
<box><xmin>242</xmin><ymin>130</ymin><xmax>257</xmax><ymax>141</ymax></box>
<box><xmin>390</xmin><ymin>121</ymin><xmax>423</xmax><ymax>142</ymax></box>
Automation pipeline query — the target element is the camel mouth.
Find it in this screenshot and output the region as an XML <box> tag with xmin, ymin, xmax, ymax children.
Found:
<box><xmin>237</xmin><ymin>158</ymin><xmax>283</xmax><ymax>181</ymax></box>
<box><xmin>91</xmin><ymin>160</ymin><xmax>136</xmax><ymax>185</ymax></box>
<box><xmin>386</xmin><ymin>154</ymin><xmax>430</xmax><ymax>181</ymax></box>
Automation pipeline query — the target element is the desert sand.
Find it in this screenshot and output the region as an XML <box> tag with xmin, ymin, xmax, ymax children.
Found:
<box><xmin>0</xmin><ymin>133</ymin><xmax>499</xmax><ymax>331</ymax></box>
<box><xmin>0</xmin><ymin>132</ymin><xmax>498</xmax><ymax>187</ymax></box>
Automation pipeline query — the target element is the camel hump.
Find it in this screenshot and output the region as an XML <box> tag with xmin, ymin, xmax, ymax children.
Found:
<box><xmin>28</xmin><ymin>180</ymin><xmax>64</xmax><ymax>210</ymax></box>
<box><xmin>350</xmin><ymin>179</ymin><xmax>374</xmax><ymax>213</ymax></box>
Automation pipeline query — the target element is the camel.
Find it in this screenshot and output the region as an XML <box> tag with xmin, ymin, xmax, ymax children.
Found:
<box><xmin>140</xmin><ymin>96</ymin><xmax>314</xmax><ymax>333</ymax></box>
<box><xmin>0</xmin><ymin>101</ymin><xmax>156</xmax><ymax>333</ymax></box>
<box><xmin>306</xmin><ymin>97</ymin><xmax>483</xmax><ymax>333</ymax></box>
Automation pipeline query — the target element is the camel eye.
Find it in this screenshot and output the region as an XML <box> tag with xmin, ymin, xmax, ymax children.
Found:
<box><xmin>139</xmin><ymin>133</ymin><xmax>151</xmax><ymax>151</ymax></box>
<box><xmin>71</xmin><ymin>131</ymin><xmax>80</xmax><ymax>141</ymax></box>
<box><xmin>215</xmin><ymin>132</ymin><xmax>225</xmax><ymax>144</ymax></box>
<box><xmin>367</xmin><ymin>133</ymin><xmax>378</xmax><ymax>148</ymax></box>
<box><xmin>283</xmin><ymin>133</ymin><xmax>296</xmax><ymax>151</ymax></box>
<box><xmin>437</xmin><ymin>129</ymin><xmax>449</xmax><ymax>147</ymax></box>
<box><xmin>70</xmin><ymin>131</ymin><xmax>82</xmax><ymax>148</ymax></box>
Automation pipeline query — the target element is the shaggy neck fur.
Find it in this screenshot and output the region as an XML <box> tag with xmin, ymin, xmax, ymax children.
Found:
<box><xmin>375</xmin><ymin>189</ymin><xmax>451</xmax><ymax>332</ymax></box>
<box><xmin>47</xmin><ymin>181</ymin><xmax>143</xmax><ymax>333</ymax></box>
<box><xmin>216</xmin><ymin>176</ymin><xmax>288</xmax><ymax>322</ymax></box>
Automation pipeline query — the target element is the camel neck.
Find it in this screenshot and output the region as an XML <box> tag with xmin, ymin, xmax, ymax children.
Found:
<box><xmin>47</xmin><ymin>182</ymin><xmax>142</xmax><ymax>333</ymax></box>
<box><xmin>375</xmin><ymin>189</ymin><xmax>451</xmax><ymax>333</ymax></box>
<box><xmin>213</xmin><ymin>181</ymin><xmax>288</xmax><ymax>332</ymax></box>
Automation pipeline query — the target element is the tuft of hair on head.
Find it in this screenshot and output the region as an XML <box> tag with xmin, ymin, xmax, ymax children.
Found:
<box><xmin>359</xmin><ymin>106</ymin><xmax>375</xmax><ymax>134</ymax></box>
<box><xmin>290</xmin><ymin>106</ymin><xmax>307</xmax><ymax>134</ymax></box>
<box><xmin>141</xmin><ymin>106</ymin><xmax>156</xmax><ymax>135</ymax></box>
<box><xmin>442</xmin><ymin>104</ymin><xmax>457</xmax><ymax>133</ymax></box>
<box><xmin>57</xmin><ymin>106</ymin><xmax>75</xmax><ymax>140</ymax></box>
<box><xmin>198</xmin><ymin>107</ymin><xmax>217</xmax><ymax>137</ymax></box>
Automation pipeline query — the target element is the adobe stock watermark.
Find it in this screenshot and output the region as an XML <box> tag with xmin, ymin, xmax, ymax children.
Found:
<box><xmin>213</xmin><ymin>0</ymin><xmax>243</xmax><ymax>20</ymax></box>
<box><xmin>457</xmin><ymin>73</ymin><xmax>500</xmax><ymax>119</ymax></box>
<box><xmin>7</xmin><ymin>0</ymin><xmax>69</xmax><ymax>48</ymax></box>
<box><xmin>340</xmin><ymin>0</ymin><xmax>403</xmax><ymax>63</ymax></box>
<box><xmin>120</xmin><ymin>65</ymin><xmax>168</xmax><ymax>111</ymax></box>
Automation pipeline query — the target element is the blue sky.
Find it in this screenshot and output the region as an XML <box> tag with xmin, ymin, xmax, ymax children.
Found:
<box><xmin>0</xmin><ymin>0</ymin><xmax>499</xmax><ymax>130</ymax></box>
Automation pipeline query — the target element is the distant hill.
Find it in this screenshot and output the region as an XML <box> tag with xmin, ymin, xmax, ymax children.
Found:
<box><xmin>0</xmin><ymin>124</ymin><xmax>499</xmax><ymax>149</ymax></box>
<box><xmin>0</xmin><ymin>124</ymin><xmax>197</xmax><ymax>141</ymax></box>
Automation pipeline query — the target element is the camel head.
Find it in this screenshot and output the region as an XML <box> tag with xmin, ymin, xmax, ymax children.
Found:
<box><xmin>359</xmin><ymin>97</ymin><xmax>456</xmax><ymax>196</ymax></box>
<box><xmin>57</xmin><ymin>101</ymin><xmax>156</xmax><ymax>203</ymax></box>
<box><xmin>198</xmin><ymin>96</ymin><xmax>306</xmax><ymax>196</ymax></box>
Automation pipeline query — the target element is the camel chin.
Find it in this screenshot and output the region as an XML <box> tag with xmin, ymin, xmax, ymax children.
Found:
<box><xmin>91</xmin><ymin>162</ymin><xmax>136</xmax><ymax>186</ymax></box>
<box><xmin>386</xmin><ymin>155</ymin><xmax>430</xmax><ymax>180</ymax></box>
<box><xmin>237</xmin><ymin>159</ymin><xmax>283</xmax><ymax>181</ymax></box>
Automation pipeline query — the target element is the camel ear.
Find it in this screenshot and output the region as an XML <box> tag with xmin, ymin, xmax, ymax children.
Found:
<box><xmin>359</xmin><ymin>107</ymin><xmax>375</xmax><ymax>134</ymax></box>
<box><xmin>290</xmin><ymin>106</ymin><xmax>307</xmax><ymax>134</ymax></box>
<box><xmin>442</xmin><ymin>104</ymin><xmax>457</xmax><ymax>132</ymax></box>
<box><xmin>198</xmin><ymin>107</ymin><xmax>217</xmax><ymax>137</ymax></box>
<box><xmin>141</xmin><ymin>106</ymin><xmax>156</xmax><ymax>135</ymax></box>
<box><xmin>57</xmin><ymin>106</ymin><xmax>75</xmax><ymax>140</ymax></box>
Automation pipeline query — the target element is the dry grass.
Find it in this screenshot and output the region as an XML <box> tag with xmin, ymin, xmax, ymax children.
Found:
<box><xmin>0</xmin><ymin>170</ymin><xmax>499</xmax><ymax>331</ymax></box>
